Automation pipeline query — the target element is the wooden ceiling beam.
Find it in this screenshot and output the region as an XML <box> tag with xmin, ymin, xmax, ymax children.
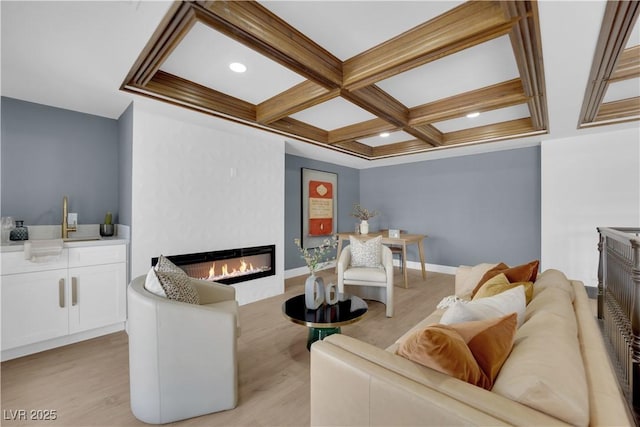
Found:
<box><xmin>610</xmin><ymin>46</ymin><xmax>640</xmax><ymax>82</ymax></box>
<box><xmin>332</xmin><ymin>140</ymin><xmax>374</xmax><ymax>158</ymax></box>
<box><xmin>409</xmin><ymin>79</ymin><xmax>527</xmax><ymax>125</ymax></box>
<box><xmin>256</xmin><ymin>81</ymin><xmax>340</xmax><ymax>125</ymax></box>
<box><xmin>579</xmin><ymin>1</ymin><xmax>640</xmax><ymax>126</ymax></box>
<box><xmin>196</xmin><ymin>1</ymin><xmax>342</xmax><ymax>89</ymax></box>
<box><xmin>146</xmin><ymin>70</ymin><xmax>256</xmax><ymax>122</ymax></box>
<box><xmin>503</xmin><ymin>1</ymin><xmax>547</xmax><ymax>131</ymax></box>
<box><xmin>372</xmin><ymin>139</ymin><xmax>434</xmax><ymax>158</ymax></box>
<box><xmin>123</xmin><ymin>2</ymin><xmax>196</xmax><ymax>88</ymax></box>
<box><xmin>268</xmin><ymin>117</ymin><xmax>329</xmax><ymax>145</ymax></box>
<box><xmin>328</xmin><ymin>118</ymin><xmax>396</xmax><ymax>145</ymax></box>
<box><xmin>403</xmin><ymin>125</ymin><xmax>443</xmax><ymax>147</ymax></box>
<box><xmin>342</xmin><ymin>1</ymin><xmax>513</xmax><ymax>90</ymax></box>
<box><xmin>443</xmin><ymin>117</ymin><xmax>539</xmax><ymax>146</ymax></box>
<box><xmin>595</xmin><ymin>97</ymin><xmax>640</xmax><ymax>122</ymax></box>
<box><xmin>341</xmin><ymin>86</ymin><xmax>408</xmax><ymax>128</ymax></box>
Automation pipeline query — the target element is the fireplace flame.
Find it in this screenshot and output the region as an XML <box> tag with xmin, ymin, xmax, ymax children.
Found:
<box><xmin>204</xmin><ymin>258</ymin><xmax>262</xmax><ymax>282</ymax></box>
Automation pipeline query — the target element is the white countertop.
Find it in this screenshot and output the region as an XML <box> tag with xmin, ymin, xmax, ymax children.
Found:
<box><xmin>1</xmin><ymin>224</ymin><xmax>129</xmax><ymax>253</ymax></box>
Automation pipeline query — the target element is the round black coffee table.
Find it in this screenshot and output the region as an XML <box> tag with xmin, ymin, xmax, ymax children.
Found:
<box><xmin>282</xmin><ymin>294</ymin><xmax>368</xmax><ymax>350</ymax></box>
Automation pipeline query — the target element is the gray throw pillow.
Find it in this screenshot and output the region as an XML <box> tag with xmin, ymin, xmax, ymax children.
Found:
<box><xmin>154</xmin><ymin>270</ymin><xmax>200</xmax><ymax>304</ymax></box>
<box><xmin>156</xmin><ymin>255</ymin><xmax>186</xmax><ymax>275</ymax></box>
<box><xmin>349</xmin><ymin>235</ymin><xmax>382</xmax><ymax>267</ymax></box>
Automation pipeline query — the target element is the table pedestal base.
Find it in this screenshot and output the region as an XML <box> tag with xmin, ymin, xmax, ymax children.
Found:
<box><xmin>307</xmin><ymin>327</ymin><xmax>341</xmax><ymax>350</ymax></box>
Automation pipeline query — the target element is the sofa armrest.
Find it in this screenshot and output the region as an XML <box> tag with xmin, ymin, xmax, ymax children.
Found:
<box><xmin>311</xmin><ymin>334</ymin><xmax>569</xmax><ymax>426</ymax></box>
<box><xmin>189</xmin><ymin>278</ymin><xmax>236</xmax><ymax>305</ymax></box>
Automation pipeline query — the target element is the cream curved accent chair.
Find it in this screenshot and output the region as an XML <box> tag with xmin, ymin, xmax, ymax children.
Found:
<box><xmin>127</xmin><ymin>275</ymin><xmax>239</xmax><ymax>424</ymax></box>
<box><xmin>337</xmin><ymin>245</ymin><xmax>395</xmax><ymax>317</ymax></box>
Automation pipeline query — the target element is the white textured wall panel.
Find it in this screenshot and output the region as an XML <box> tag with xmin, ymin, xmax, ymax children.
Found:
<box><xmin>131</xmin><ymin>101</ymin><xmax>285</xmax><ymax>305</ymax></box>
<box><xmin>541</xmin><ymin>127</ymin><xmax>640</xmax><ymax>288</ymax></box>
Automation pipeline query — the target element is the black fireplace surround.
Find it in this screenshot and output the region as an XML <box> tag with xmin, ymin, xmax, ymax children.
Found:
<box><xmin>152</xmin><ymin>244</ymin><xmax>275</xmax><ymax>285</ymax></box>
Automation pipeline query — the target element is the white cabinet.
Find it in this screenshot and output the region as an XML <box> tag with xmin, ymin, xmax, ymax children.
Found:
<box><xmin>1</xmin><ymin>242</ymin><xmax>127</xmax><ymax>360</ymax></box>
<box><xmin>1</xmin><ymin>269</ymin><xmax>69</xmax><ymax>349</ymax></box>
<box><xmin>68</xmin><ymin>263</ymin><xmax>127</xmax><ymax>333</ymax></box>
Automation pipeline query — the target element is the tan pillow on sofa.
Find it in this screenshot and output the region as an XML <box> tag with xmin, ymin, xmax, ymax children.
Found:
<box><xmin>473</xmin><ymin>273</ymin><xmax>534</xmax><ymax>304</ymax></box>
<box><xmin>455</xmin><ymin>263</ymin><xmax>499</xmax><ymax>300</ymax></box>
<box><xmin>396</xmin><ymin>313</ymin><xmax>517</xmax><ymax>390</ymax></box>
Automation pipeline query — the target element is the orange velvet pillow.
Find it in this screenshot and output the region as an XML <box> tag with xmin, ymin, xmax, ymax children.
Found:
<box><xmin>396</xmin><ymin>313</ymin><xmax>517</xmax><ymax>390</ymax></box>
<box><xmin>471</xmin><ymin>260</ymin><xmax>539</xmax><ymax>298</ymax></box>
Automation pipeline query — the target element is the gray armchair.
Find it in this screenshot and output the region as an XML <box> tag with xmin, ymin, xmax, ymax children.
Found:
<box><xmin>127</xmin><ymin>275</ymin><xmax>239</xmax><ymax>424</ymax></box>
<box><xmin>337</xmin><ymin>245</ymin><xmax>395</xmax><ymax>317</ymax></box>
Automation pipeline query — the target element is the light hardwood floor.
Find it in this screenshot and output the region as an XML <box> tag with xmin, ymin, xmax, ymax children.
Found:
<box><xmin>1</xmin><ymin>269</ymin><xmax>454</xmax><ymax>426</ymax></box>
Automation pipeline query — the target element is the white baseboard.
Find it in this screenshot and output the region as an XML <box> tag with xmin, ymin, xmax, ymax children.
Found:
<box><xmin>285</xmin><ymin>260</ymin><xmax>456</xmax><ymax>279</ymax></box>
<box><xmin>1</xmin><ymin>322</ymin><xmax>125</xmax><ymax>362</ymax></box>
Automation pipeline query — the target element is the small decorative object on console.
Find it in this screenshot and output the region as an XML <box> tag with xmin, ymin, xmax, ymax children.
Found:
<box><xmin>350</xmin><ymin>203</ymin><xmax>379</xmax><ymax>236</ymax></box>
<box><xmin>9</xmin><ymin>220</ymin><xmax>28</xmax><ymax>241</ymax></box>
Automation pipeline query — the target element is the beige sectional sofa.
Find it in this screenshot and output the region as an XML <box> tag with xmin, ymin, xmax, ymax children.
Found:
<box><xmin>310</xmin><ymin>266</ymin><xmax>632</xmax><ymax>426</ymax></box>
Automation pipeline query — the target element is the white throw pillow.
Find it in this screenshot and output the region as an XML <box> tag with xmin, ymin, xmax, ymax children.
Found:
<box><xmin>349</xmin><ymin>235</ymin><xmax>382</xmax><ymax>267</ymax></box>
<box><xmin>440</xmin><ymin>285</ymin><xmax>527</xmax><ymax>328</ymax></box>
<box><xmin>143</xmin><ymin>255</ymin><xmax>187</xmax><ymax>298</ymax></box>
<box><xmin>144</xmin><ymin>266</ymin><xmax>167</xmax><ymax>297</ymax></box>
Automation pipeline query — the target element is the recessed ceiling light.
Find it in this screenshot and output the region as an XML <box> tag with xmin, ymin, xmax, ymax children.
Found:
<box><xmin>380</xmin><ymin>132</ymin><xmax>390</xmax><ymax>137</ymax></box>
<box><xmin>466</xmin><ymin>112</ymin><xmax>480</xmax><ymax>118</ymax></box>
<box><xmin>229</xmin><ymin>62</ymin><xmax>247</xmax><ymax>73</ymax></box>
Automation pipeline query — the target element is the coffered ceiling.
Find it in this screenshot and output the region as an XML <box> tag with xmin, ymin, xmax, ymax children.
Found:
<box><xmin>2</xmin><ymin>1</ymin><xmax>639</xmax><ymax>165</ymax></box>
<box><xmin>122</xmin><ymin>1</ymin><xmax>550</xmax><ymax>160</ymax></box>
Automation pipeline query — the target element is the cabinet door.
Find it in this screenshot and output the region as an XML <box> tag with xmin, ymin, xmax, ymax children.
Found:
<box><xmin>1</xmin><ymin>270</ymin><xmax>69</xmax><ymax>350</ymax></box>
<box><xmin>68</xmin><ymin>263</ymin><xmax>126</xmax><ymax>333</ymax></box>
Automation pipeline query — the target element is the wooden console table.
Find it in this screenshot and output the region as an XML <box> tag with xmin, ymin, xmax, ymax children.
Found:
<box><xmin>335</xmin><ymin>232</ymin><xmax>427</xmax><ymax>289</ymax></box>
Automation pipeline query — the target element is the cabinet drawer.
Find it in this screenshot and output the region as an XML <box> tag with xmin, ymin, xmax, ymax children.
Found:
<box><xmin>1</xmin><ymin>250</ymin><xmax>69</xmax><ymax>275</ymax></box>
<box><xmin>68</xmin><ymin>244</ymin><xmax>126</xmax><ymax>267</ymax></box>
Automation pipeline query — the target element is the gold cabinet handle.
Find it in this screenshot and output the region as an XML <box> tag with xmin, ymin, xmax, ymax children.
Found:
<box><xmin>59</xmin><ymin>278</ymin><xmax>65</xmax><ymax>308</ymax></box>
<box><xmin>72</xmin><ymin>277</ymin><xmax>78</xmax><ymax>306</ymax></box>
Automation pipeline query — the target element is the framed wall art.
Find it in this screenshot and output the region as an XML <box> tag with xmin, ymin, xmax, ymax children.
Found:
<box><xmin>301</xmin><ymin>168</ymin><xmax>337</xmax><ymax>248</ymax></box>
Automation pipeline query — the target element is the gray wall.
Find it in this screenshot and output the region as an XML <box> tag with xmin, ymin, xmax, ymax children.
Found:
<box><xmin>1</xmin><ymin>97</ymin><xmax>119</xmax><ymax>225</ymax></box>
<box><xmin>360</xmin><ymin>146</ymin><xmax>541</xmax><ymax>267</ymax></box>
<box><xmin>285</xmin><ymin>154</ymin><xmax>360</xmax><ymax>270</ymax></box>
<box><xmin>118</xmin><ymin>103</ymin><xmax>133</xmax><ymax>226</ymax></box>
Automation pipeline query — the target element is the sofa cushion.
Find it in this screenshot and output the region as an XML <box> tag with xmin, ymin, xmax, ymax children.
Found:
<box><xmin>396</xmin><ymin>313</ymin><xmax>517</xmax><ymax>390</ymax></box>
<box><xmin>343</xmin><ymin>265</ymin><xmax>387</xmax><ymax>282</ymax></box>
<box><xmin>473</xmin><ymin>273</ymin><xmax>534</xmax><ymax>305</ymax></box>
<box><xmin>471</xmin><ymin>260</ymin><xmax>539</xmax><ymax>298</ymax></box>
<box><xmin>349</xmin><ymin>235</ymin><xmax>382</xmax><ymax>267</ymax></box>
<box><xmin>456</xmin><ymin>263</ymin><xmax>498</xmax><ymax>300</ymax></box>
<box><xmin>492</xmin><ymin>286</ymin><xmax>588</xmax><ymax>426</ymax></box>
<box><xmin>533</xmin><ymin>268</ymin><xmax>575</xmax><ymax>302</ymax></box>
<box><xmin>441</xmin><ymin>285</ymin><xmax>526</xmax><ymax>327</ymax></box>
<box><xmin>154</xmin><ymin>270</ymin><xmax>200</xmax><ymax>304</ymax></box>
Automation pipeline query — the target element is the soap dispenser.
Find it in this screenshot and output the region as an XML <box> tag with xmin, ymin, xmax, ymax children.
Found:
<box><xmin>10</xmin><ymin>220</ymin><xmax>29</xmax><ymax>241</ymax></box>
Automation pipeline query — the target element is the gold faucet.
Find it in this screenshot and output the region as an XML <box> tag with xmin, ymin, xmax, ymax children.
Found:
<box><xmin>62</xmin><ymin>196</ymin><xmax>76</xmax><ymax>239</ymax></box>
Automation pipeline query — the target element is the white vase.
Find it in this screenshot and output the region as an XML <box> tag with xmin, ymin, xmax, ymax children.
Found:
<box><xmin>360</xmin><ymin>220</ymin><xmax>369</xmax><ymax>235</ymax></box>
<box><xmin>324</xmin><ymin>282</ymin><xmax>339</xmax><ymax>305</ymax></box>
<box><xmin>305</xmin><ymin>274</ymin><xmax>325</xmax><ymax>309</ymax></box>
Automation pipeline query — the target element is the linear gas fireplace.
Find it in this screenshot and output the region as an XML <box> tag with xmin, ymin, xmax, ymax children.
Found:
<box><xmin>152</xmin><ymin>245</ymin><xmax>275</xmax><ymax>285</ymax></box>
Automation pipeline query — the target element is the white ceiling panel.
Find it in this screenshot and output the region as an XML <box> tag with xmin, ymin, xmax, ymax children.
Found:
<box><xmin>262</xmin><ymin>1</ymin><xmax>462</xmax><ymax>61</ymax></box>
<box><xmin>161</xmin><ymin>22</ymin><xmax>306</xmax><ymax>104</ymax></box>
<box><xmin>603</xmin><ymin>78</ymin><xmax>640</xmax><ymax>102</ymax></box>
<box><xmin>433</xmin><ymin>104</ymin><xmax>530</xmax><ymax>133</ymax></box>
<box><xmin>290</xmin><ymin>97</ymin><xmax>377</xmax><ymax>130</ymax></box>
<box><xmin>626</xmin><ymin>18</ymin><xmax>640</xmax><ymax>48</ymax></box>
<box><xmin>377</xmin><ymin>35</ymin><xmax>520</xmax><ymax>107</ymax></box>
<box><xmin>359</xmin><ymin>131</ymin><xmax>414</xmax><ymax>147</ymax></box>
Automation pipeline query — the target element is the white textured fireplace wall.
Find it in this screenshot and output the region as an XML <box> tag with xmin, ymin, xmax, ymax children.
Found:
<box><xmin>130</xmin><ymin>100</ymin><xmax>285</xmax><ymax>305</ymax></box>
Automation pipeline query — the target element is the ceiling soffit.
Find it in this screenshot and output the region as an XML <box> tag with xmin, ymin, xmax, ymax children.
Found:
<box><xmin>579</xmin><ymin>1</ymin><xmax>640</xmax><ymax>129</ymax></box>
<box><xmin>121</xmin><ymin>0</ymin><xmax>549</xmax><ymax>160</ymax></box>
